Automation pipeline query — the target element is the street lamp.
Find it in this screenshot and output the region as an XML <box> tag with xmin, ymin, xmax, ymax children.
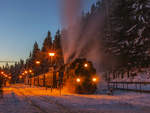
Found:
<box><xmin>8</xmin><ymin>76</ymin><xmax>11</xmax><ymax>79</ymax></box>
<box><xmin>92</xmin><ymin>78</ymin><xmax>97</xmax><ymax>82</ymax></box>
<box><xmin>48</xmin><ymin>52</ymin><xmax>55</xmax><ymax>57</ymax></box>
<box><xmin>48</xmin><ymin>52</ymin><xmax>55</xmax><ymax>66</ymax></box>
<box><xmin>4</xmin><ymin>74</ymin><xmax>8</xmax><ymax>78</ymax></box>
<box><xmin>29</xmin><ymin>69</ymin><xmax>32</xmax><ymax>73</ymax></box>
<box><xmin>35</xmin><ymin>61</ymin><xmax>40</xmax><ymax>65</ymax></box>
<box><xmin>84</xmin><ymin>63</ymin><xmax>88</xmax><ymax>68</ymax></box>
<box><xmin>19</xmin><ymin>75</ymin><xmax>23</xmax><ymax>79</ymax></box>
<box><xmin>76</xmin><ymin>78</ymin><xmax>81</xmax><ymax>83</ymax></box>
<box><xmin>25</xmin><ymin>70</ymin><xmax>28</xmax><ymax>74</ymax></box>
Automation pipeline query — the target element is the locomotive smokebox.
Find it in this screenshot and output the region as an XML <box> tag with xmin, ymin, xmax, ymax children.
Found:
<box><xmin>63</xmin><ymin>58</ymin><xmax>98</xmax><ymax>94</ymax></box>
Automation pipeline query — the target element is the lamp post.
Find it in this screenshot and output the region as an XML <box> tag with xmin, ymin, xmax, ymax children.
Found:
<box><xmin>35</xmin><ymin>61</ymin><xmax>40</xmax><ymax>65</ymax></box>
<box><xmin>48</xmin><ymin>52</ymin><xmax>55</xmax><ymax>66</ymax></box>
<box><xmin>48</xmin><ymin>52</ymin><xmax>56</xmax><ymax>92</ymax></box>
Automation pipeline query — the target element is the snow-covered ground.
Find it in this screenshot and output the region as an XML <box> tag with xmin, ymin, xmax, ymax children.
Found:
<box><xmin>0</xmin><ymin>84</ymin><xmax>150</xmax><ymax>113</ymax></box>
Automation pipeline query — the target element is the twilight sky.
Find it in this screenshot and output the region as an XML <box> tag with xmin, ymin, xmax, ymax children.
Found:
<box><xmin>0</xmin><ymin>0</ymin><xmax>97</xmax><ymax>65</ymax></box>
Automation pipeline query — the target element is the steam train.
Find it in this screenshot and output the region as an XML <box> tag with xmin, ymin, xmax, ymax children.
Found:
<box><xmin>25</xmin><ymin>58</ymin><xmax>98</xmax><ymax>94</ymax></box>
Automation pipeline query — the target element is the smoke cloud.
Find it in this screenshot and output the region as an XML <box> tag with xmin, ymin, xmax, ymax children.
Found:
<box><xmin>61</xmin><ymin>0</ymin><xmax>83</xmax><ymax>63</ymax></box>
<box><xmin>61</xmin><ymin>0</ymin><xmax>105</xmax><ymax>73</ymax></box>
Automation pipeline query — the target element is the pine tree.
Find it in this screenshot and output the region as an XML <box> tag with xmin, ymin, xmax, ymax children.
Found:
<box><xmin>31</xmin><ymin>42</ymin><xmax>41</xmax><ymax>75</ymax></box>
<box><xmin>131</xmin><ymin>0</ymin><xmax>150</xmax><ymax>68</ymax></box>
<box><xmin>30</xmin><ymin>42</ymin><xmax>40</xmax><ymax>66</ymax></box>
<box><xmin>40</xmin><ymin>31</ymin><xmax>53</xmax><ymax>73</ymax></box>
<box><xmin>32</xmin><ymin>41</ymin><xmax>40</xmax><ymax>60</ymax></box>
<box><xmin>42</xmin><ymin>31</ymin><xmax>52</xmax><ymax>52</ymax></box>
<box><xmin>25</xmin><ymin>42</ymin><xmax>41</xmax><ymax>76</ymax></box>
<box><xmin>106</xmin><ymin>0</ymin><xmax>136</xmax><ymax>72</ymax></box>
<box><xmin>103</xmin><ymin>0</ymin><xmax>150</xmax><ymax>78</ymax></box>
<box><xmin>53</xmin><ymin>30</ymin><xmax>64</xmax><ymax>67</ymax></box>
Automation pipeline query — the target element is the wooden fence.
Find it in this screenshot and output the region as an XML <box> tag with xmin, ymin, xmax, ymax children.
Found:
<box><xmin>108</xmin><ymin>82</ymin><xmax>150</xmax><ymax>93</ymax></box>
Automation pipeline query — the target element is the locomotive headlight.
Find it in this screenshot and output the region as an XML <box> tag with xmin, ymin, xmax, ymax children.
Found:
<box><xmin>76</xmin><ymin>78</ymin><xmax>81</xmax><ymax>83</ymax></box>
<box><xmin>92</xmin><ymin>78</ymin><xmax>97</xmax><ymax>82</ymax></box>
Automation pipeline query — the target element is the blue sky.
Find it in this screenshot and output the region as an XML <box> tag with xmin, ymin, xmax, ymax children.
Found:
<box><xmin>0</xmin><ymin>0</ymin><xmax>98</xmax><ymax>65</ymax></box>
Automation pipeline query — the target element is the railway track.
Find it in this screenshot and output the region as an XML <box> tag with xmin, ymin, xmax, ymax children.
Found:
<box><xmin>13</xmin><ymin>88</ymin><xmax>48</xmax><ymax>113</ymax></box>
<box><xmin>13</xmin><ymin>86</ymin><xmax>76</xmax><ymax>113</ymax></box>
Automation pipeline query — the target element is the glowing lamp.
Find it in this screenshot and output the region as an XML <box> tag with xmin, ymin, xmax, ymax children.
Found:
<box><xmin>29</xmin><ymin>70</ymin><xmax>32</xmax><ymax>73</ymax></box>
<box><xmin>92</xmin><ymin>78</ymin><xmax>97</xmax><ymax>82</ymax></box>
<box><xmin>1</xmin><ymin>72</ymin><xmax>4</xmax><ymax>74</ymax></box>
<box><xmin>25</xmin><ymin>71</ymin><xmax>28</xmax><ymax>74</ymax></box>
<box><xmin>76</xmin><ymin>78</ymin><xmax>81</xmax><ymax>83</ymax></box>
<box><xmin>36</xmin><ymin>61</ymin><xmax>40</xmax><ymax>64</ymax></box>
<box><xmin>84</xmin><ymin>63</ymin><xmax>88</xmax><ymax>67</ymax></box>
<box><xmin>19</xmin><ymin>75</ymin><xmax>23</xmax><ymax>79</ymax></box>
<box><xmin>5</xmin><ymin>74</ymin><xmax>8</xmax><ymax>78</ymax></box>
<box><xmin>48</xmin><ymin>52</ymin><xmax>55</xmax><ymax>57</ymax></box>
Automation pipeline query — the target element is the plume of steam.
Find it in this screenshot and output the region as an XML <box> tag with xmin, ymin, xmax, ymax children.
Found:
<box><xmin>61</xmin><ymin>0</ymin><xmax>83</xmax><ymax>63</ymax></box>
<box><xmin>61</xmin><ymin>0</ymin><xmax>83</xmax><ymax>26</ymax></box>
<box><xmin>61</xmin><ymin>0</ymin><xmax>105</xmax><ymax>73</ymax></box>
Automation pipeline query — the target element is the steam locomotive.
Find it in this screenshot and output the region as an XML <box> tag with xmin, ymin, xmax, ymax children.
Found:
<box><xmin>25</xmin><ymin>58</ymin><xmax>98</xmax><ymax>94</ymax></box>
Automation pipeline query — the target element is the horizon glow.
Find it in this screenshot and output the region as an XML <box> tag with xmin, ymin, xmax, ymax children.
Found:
<box><xmin>0</xmin><ymin>0</ymin><xmax>97</xmax><ymax>66</ymax></box>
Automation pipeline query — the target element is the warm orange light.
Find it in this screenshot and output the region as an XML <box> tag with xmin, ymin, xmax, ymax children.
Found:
<box><xmin>92</xmin><ymin>78</ymin><xmax>97</xmax><ymax>82</ymax></box>
<box><xmin>76</xmin><ymin>78</ymin><xmax>81</xmax><ymax>83</ymax></box>
<box><xmin>1</xmin><ymin>72</ymin><xmax>4</xmax><ymax>74</ymax></box>
<box><xmin>19</xmin><ymin>75</ymin><xmax>23</xmax><ymax>79</ymax></box>
<box><xmin>84</xmin><ymin>63</ymin><xmax>88</xmax><ymax>67</ymax></box>
<box><xmin>8</xmin><ymin>76</ymin><xmax>12</xmax><ymax>79</ymax></box>
<box><xmin>36</xmin><ymin>61</ymin><xmax>40</xmax><ymax>64</ymax></box>
<box><xmin>4</xmin><ymin>74</ymin><xmax>8</xmax><ymax>78</ymax></box>
<box><xmin>25</xmin><ymin>71</ymin><xmax>28</xmax><ymax>74</ymax></box>
<box><xmin>48</xmin><ymin>52</ymin><xmax>55</xmax><ymax>57</ymax></box>
<box><xmin>29</xmin><ymin>69</ymin><xmax>32</xmax><ymax>73</ymax></box>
